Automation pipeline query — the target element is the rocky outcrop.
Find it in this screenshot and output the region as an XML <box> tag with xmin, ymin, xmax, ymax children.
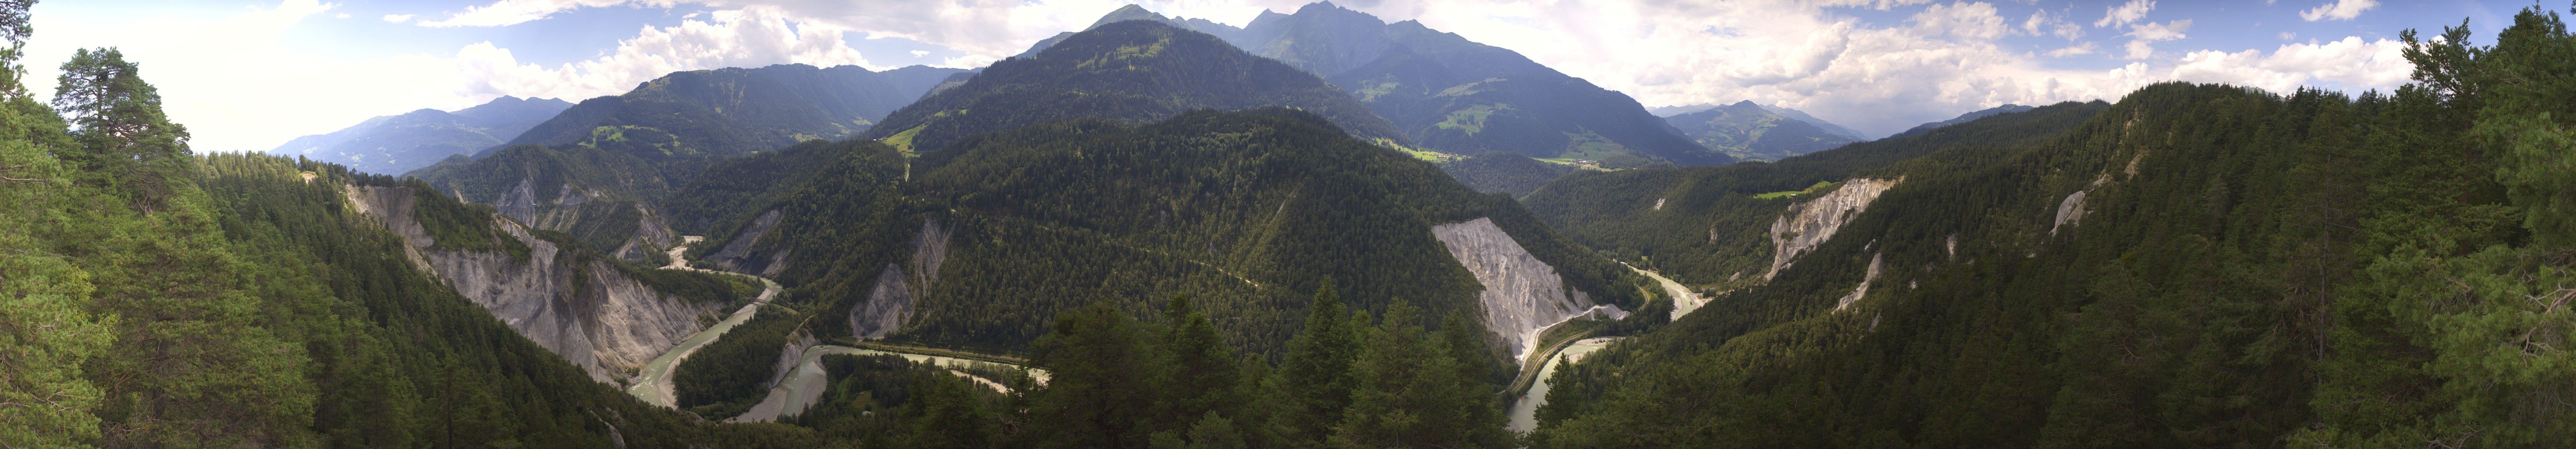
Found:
<box><xmin>345</xmin><ymin>185</ymin><xmax>719</xmax><ymax>383</ymax></box>
<box><xmin>2051</xmin><ymin>190</ymin><xmax>2088</xmax><ymax>236</ymax></box>
<box><xmin>849</xmin><ymin>219</ymin><xmax>954</xmax><ymax>340</ymax></box>
<box><xmin>711</xmin><ymin>210</ymin><xmax>788</xmax><ymax>277</ymax></box>
<box><xmin>1431</xmin><ymin>217</ymin><xmax>1618</xmax><ymax>363</ymax></box>
<box><xmin>1767</xmin><ymin>177</ymin><xmax>1900</xmax><ymax>280</ymax></box>
<box><xmin>1833</xmin><ymin>253</ymin><xmax>1884</xmax><ymax>311</ymax></box>
<box><xmin>491</xmin><ymin>178</ymin><xmax>544</xmax><ymax>224</ymax></box>
<box><xmin>763</xmin><ymin>331</ymin><xmax>821</xmax><ymax>389</ymax></box>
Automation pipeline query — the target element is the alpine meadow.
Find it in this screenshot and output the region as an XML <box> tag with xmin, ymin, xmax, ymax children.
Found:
<box><xmin>5</xmin><ymin>0</ymin><xmax>2573</xmax><ymax>448</ymax></box>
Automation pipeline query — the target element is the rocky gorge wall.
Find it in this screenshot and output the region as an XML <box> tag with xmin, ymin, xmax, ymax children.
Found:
<box><xmin>1430</xmin><ymin>217</ymin><xmax>1624</xmax><ymax>363</ymax></box>
<box><xmin>848</xmin><ymin>219</ymin><xmax>954</xmax><ymax>340</ymax></box>
<box><xmin>1767</xmin><ymin>177</ymin><xmax>1900</xmax><ymax>279</ymax></box>
<box><xmin>346</xmin><ymin>185</ymin><xmax>718</xmax><ymax>384</ymax></box>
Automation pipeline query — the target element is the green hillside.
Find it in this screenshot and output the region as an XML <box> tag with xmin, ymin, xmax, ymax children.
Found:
<box><xmin>1524</xmin><ymin>100</ymin><xmax>2107</xmax><ymax>287</ymax></box>
<box><xmin>859</xmin><ymin>20</ymin><xmax>1410</xmax><ymax>153</ymax></box>
<box><xmin>711</xmin><ymin>109</ymin><xmax>1652</xmax><ymax>357</ymax></box>
<box><xmin>1527</xmin><ymin>12</ymin><xmax>2576</xmax><ymax>446</ymax></box>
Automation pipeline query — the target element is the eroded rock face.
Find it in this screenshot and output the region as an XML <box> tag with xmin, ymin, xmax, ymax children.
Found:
<box><xmin>1430</xmin><ymin>217</ymin><xmax>1614</xmax><ymax>363</ymax></box>
<box><xmin>1833</xmin><ymin>253</ymin><xmax>1884</xmax><ymax>311</ymax></box>
<box><xmin>2051</xmin><ymin>190</ymin><xmax>2088</xmax><ymax>236</ymax></box>
<box><xmin>849</xmin><ymin>219</ymin><xmax>954</xmax><ymax>340</ymax></box>
<box><xmin>346</xmin><ymin>185</ymin><xmax>717</xmax><ymax>383</ymax></box>
<box><xmin>711</xmin><ymin>210</ymin><xmax>786</xmax><ymax>275</ymax></box>
<box><xmin>1768</xmin><ymin>177</ymin><xmax>1900</xmax><ymax>280</ymax></box>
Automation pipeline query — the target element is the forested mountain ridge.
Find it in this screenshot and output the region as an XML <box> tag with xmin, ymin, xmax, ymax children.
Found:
<box><xmin>1664</xmin><ymin>100</ymin><xmax>1863</xmax><ymax>161</ymax></box>
<box><xmin>399</xmin><ymin>64</ymin><xmax>966</xmax><ymax>262</ymax></box>
<box><xmin>1525</xmin><ymin>99</ymin><xmax>2109</xmax><ymax>287</ymax></box>
<box><xmin>1026</xmin><ymin>2</ymin><xmax>1727</xmax><ymax>167</ymax></box>
<box><xmin>857</xmin><ymin>20</ymin><xmax>1410</xmax><ymax>153</ymax></box>
<box><xmin>696</xmin><ymin>109</ymin><xmax>1654</xmax><ymax>360</ymax></box>
<box><xmin>1887</xmin><ymin>103</ymin><xmax>2037</xmax><ymax>139</ymax></box>
<box><xmin>268</xmin><ymin>95</ymin><xmax>571</xmax><ymax>175</ymax></box>
<box><xmin>492</xmin><ymin>63</ymin><xmax>967</xmax><ymax>159</ymax></box>
<box><xmin>1526</xmin><ymin>10</ymin><xmax>2576</xmax><ymax>446</ymax></box>
<box><xmin>0</xmin><ymin>40</ymin><xmax>839</xmax><ymax>446</ymax></box>
<box><xmin>1247</xmin><ymin>2</ymin><xmax>1725</xmax><ymax>167</ymax></box>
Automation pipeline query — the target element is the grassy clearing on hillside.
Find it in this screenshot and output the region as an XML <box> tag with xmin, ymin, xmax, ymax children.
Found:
<box><xmin>1753</xmin><ymin>180</ymin><xmax>1838</xmax><ymax>199</ymax></box>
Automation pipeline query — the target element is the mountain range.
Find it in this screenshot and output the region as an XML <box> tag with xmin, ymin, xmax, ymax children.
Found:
<box><xmin>268</xmin><ymin>96</ymin><xmax>571</xmax><ymax>175</ymax></box>
<box><xmin>1887</xmin><ymin>103</ymin><xmax>2038</xmax><ymax>139</ymax></box>
<box><xmin>1652</xmin><ymin>102</ymin><xmax>1872</xmax><ymax>141</ymax></box>
<box><xmin>1027</xmin><ymin>2</ymin><xmax>1728</xmax><ymax>167</ymax></box>
<box><xmin>1662</xmin><ymin>100</ymin><xmax>1863</xmax><ymax>161</ymax></box>
<box><xmin>18</xmin><ymin>2</ymin><xmax>2569</xmax><ymax>448</ymax></box>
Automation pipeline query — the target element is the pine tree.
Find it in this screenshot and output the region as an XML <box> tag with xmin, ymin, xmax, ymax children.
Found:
<box><xmin>1278</xmin><ymin>281</ymin><xmax>1360</xmax><ymax>443</ymax></box>
<box><xmin>1157</xmin><ymin>294</ymin><xmax>1242</xmax><ymax>430</ymax></box>
<box><xmin>1028</xmin><ymin>300</ymin><xmax>1157</xmax><ymax>449</ymax></box>
<box><xmin>53</xmin><ymin>47</ymin><xmax>190</xmax><ymax>209</ymax></box>
<box><xmin>1329</xmin><ymin>302</ymin><xmax>1510</xmax><ymax>449</ymax></box>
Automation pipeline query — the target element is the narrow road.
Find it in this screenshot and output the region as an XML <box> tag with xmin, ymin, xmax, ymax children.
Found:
<box><xmin>627</xmin><ymin>236</ymin><xmax>1046</xmax><ymax>422</ymax></box>
<box><xmin>731</xmin><ymin>345</ymin><xmax>1051</xmax><ymax>423</ymax></box>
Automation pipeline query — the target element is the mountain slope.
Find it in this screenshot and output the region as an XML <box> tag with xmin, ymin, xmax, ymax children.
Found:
<box><xmin>1525</xmin><ymin>100</ymin><xmax>2106</xmax><ymax>287</ymax></box>
<box><xmin>696</xmin><ymin>110</ymin><xmax>1652</xmax><ymax>362</ymax></box>
<box><xmin>1886</xmin><ymin>103</ymin><xmax>2037</xmax><ymax>139</ymax></box>
<box><xmin>492</xmin><ymin>63</ymin><xmax>967</xmax><ymax>159</ymax></box>
<box><xmin>1664</xmin><ymin>100</ymin><xmax>1862</xmax><ymax>161</ymax></box>
<box><xmin>1759</xmin><ymin>104</ymin><xmax>1872</xmax><ymax>140</ymax></box>
<box><xmin>270</xmin><ymin>96</ymin><xmax>571</xmax><ymax>175</ymax></box>
<box><xmin>860</xmin><ymin>20</ymin><xmax>1409</xmax><ymax>153</ymax></box>
<box><xmin>1531</xmin><ymin>73</ymin><xmax>2575</xmax><ymax>448</ymax></box>
<box><xmin>1232</xmin><ymin>2</ymin><xmax>1725</xmax><ymax>166</ymax></box>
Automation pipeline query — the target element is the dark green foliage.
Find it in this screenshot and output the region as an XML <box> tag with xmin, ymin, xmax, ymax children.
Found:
<box><xmin>1525</xmin><ymin>100</ymin><xmax>2109</xmax><ymax>286</ymax></box>
<box><xmin>1527</xmin><ymin>10</ymin><xmax>2576</xmax><ymax>445</ymax></box>
<box><xmin>1886</xmin><ymin>103</ymin><xmax>2038</xmax><ymax>139</ymax></box>
<box><xmin>1278</xmin><ymin>284</ymin><xmax>1359</xmax><ymax>443</ymax></box>
<box><xmin>53</xmin><ymin>46</ymin><xmax>190</xmax><ymax>210</ymax></box>
<box><xmin>1026</xmin><ymin>301</ymin><xmax>1160</xmax><ymax>448</ymax></box>
<box><xmin>674</xmin><ymin>305</ymin><xmax>805</xmax><ymax>420</ymax></box>
<box><xmin>747</xmin><ymin>109</ymin><xmax>1648</xmax><ymax>359</ymax></box>
<box><xmin>1436</xmin><ymin>151</ymin><xmax>1577</xmax><ymax>197</ymax></box>
<box><xmin>658</xmin><ymin>138</ymin><xmax>853</xmax><ymax>232</ymax></box>
<box><xmin>859</xmin><ymin>20</ymin><xmax>1410</xmax><ymax>153</ymax></box>
<box><xmin>1329</xmin><ymin>302</ymin><xmax>1510</xmax><ymax>449</ymax></box>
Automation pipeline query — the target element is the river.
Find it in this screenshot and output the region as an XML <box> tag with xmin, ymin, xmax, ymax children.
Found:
<box><xmin>1504</xmin><ymin>265</ymin><xmax>1706</xmax><ymax>433</ymax></box>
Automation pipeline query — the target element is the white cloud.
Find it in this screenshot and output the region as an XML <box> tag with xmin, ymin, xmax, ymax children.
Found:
<box><xmin>908</xmin><ymin>50</ymin><xmax>929</xmax><ymax>57</ymax></box>
<box><xmin>2094</xmin><ymin>0</ymin><xmax>2153</xmax><ymax>28</ymax></box>
<box><xmin>456</xmin><ymin>6</ymin><xmax>876</xmax><ymax>100</ymax></box>
<box><xmin>1911</xmin><ymin>2</ymin><xmax>2006</xmax><ymax>41</ymax></box>
<box><xmin>2167</xmin><ymin>36</ymin><xmax>2409</xmax><ymax>93</ymax></box>
<box><xmin>2022</xmin><ymin>10</ymin><xmax>2081</xmax><ymax>40</ymax></box>
<box><xmin>25</xmin><ymin>0</ymin><xmax>471</xmax><ymax>153</ymax></box>
<box><xmin>419</xmin><ymin>0</ymin><xmax>670</xmax><ymax>27</ymax></box>
<box><xmin>2300</xmin><ymin>0</ymin><xmax>2376</xmax><ymax>21</ymax></box>
<box><xmin>2122</xmin><ymin>19</ymin><xmax>2189</xmax><ymax>59</ymax></box>
<box><xmin>383</xmin><ymin>14</ymin><xmax>415</xmax><ymax>23</ymax></box>
<box><xmin>2045</xmin><ymin>42</ymin><xmax>2097</xmax><ymax>57</ymax></box>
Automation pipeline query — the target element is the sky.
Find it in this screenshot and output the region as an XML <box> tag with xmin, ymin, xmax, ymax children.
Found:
<box><xmin>19</xmin><ymin>0</ymin><xmax>2548</xmax><ymax>152</ymax></box>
